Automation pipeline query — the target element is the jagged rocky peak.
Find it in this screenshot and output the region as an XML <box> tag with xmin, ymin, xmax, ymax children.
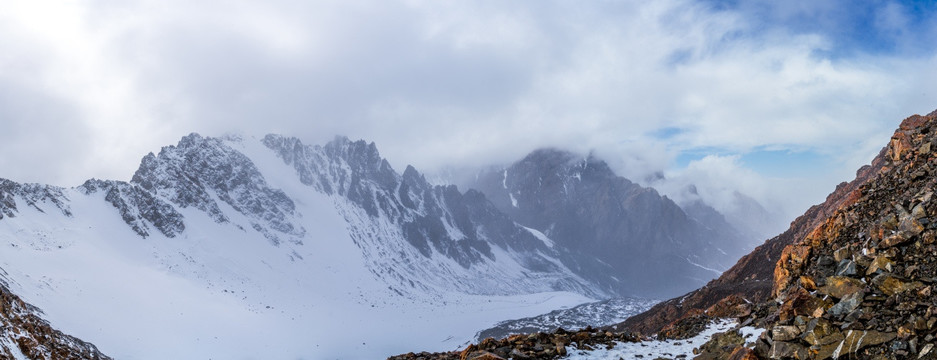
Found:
<box><xmin>130</xmin><ymin>133</ymin><xmax>304</xmax><ymax>245</ymax></box>
<box><xmin>259</xmin><ymin>134</ymin><xmax>601</xmax><ymax>297</ymax></box>
<box><xmin>470</xmin><ymin>147</ymin><xmax>750</xmax><ymax>298</ymax></box>
<box><xmin>322</xmin><ymin>136</ymin><xmax>392</xmax><ymax>173</ymax></box>
<box><xmin>0</xmin><ymin>178</ymin><xmax>71</xmax><ymax>220</ymax></box>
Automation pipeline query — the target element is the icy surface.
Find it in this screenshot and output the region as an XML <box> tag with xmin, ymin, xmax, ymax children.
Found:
<box><xmin>565</xmin><ymin>319</ymin><xmax>765</xmax><ymax>360</ymax></box>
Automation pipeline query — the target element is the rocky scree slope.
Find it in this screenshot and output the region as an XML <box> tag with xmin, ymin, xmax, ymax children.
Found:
<box><xmin>391</xmin><ymin>110</ymin><xmax>937</xmax><ymax>360</ymax></box>
<box><xmin>616</xmin><ymin>144</ymin><xmax>887</xmax><ymax>335</ymax></box>
<box><xmin>747</xmin><ymin>111</ymin><xmax>937</xmax><ymax>358</ymax></box>
<box><xmin>470</xmin><ymin>149</ymin><xmax>751</xmax><ymax>298</ymax></box>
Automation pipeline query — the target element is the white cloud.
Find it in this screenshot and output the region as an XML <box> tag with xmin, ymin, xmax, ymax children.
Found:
<box><xmin>0</xmin><ymin>0</ymin><xmax>934</xmax><ymax>228</ymax></box>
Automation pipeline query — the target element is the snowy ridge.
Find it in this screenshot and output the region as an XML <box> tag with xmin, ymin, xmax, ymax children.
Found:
<box><xmin>0</xmin><ymin>179</ymin><xmax>71</xmax><ymax>219</ymax></box>
<box><xmin>260</xmin><ymin>135</ymin><xmax>603</xmax><ymax>297</ymax></box>
<box><xmin>132</xmin><ymin>133</ymin><xmax>306</xmax><ymax>245</ymax></box>
<box><xmin>469</xmin><ymin>148</ymin><xmax>751</xmax><ymax>298</ymax></box>
<box><xmin>0</xmin><ymin>133</ymin><xmax>608</xmax><ymax>358</ymax></box>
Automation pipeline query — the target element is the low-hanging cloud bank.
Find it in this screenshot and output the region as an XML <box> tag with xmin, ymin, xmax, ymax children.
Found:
<box><xmin>0</xmin><ymin>0</ymin><xmax>935</xmax><ymax>229</ymax></box>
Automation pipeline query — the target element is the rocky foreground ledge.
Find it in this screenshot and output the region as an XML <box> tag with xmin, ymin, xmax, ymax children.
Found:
<box><xmin>392</xmin><ymin>110</ymin><xmax>937</xmax><ymax>360</ymax></box>
<box><xmin>388</xmin><ymin>327</ymin><xmax>643</xmax><ymax>360</ymax></box>
<box><xmin>388</xmin><ymin>296</ymin><xmax>766</xmax><ymax>360</ymax></box>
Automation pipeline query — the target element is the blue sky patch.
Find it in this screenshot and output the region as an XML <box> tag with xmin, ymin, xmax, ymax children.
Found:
<box><xmin>701</xmin><ymin>0</ymin><xmax>937</xmax><ymax>58</ymax></box>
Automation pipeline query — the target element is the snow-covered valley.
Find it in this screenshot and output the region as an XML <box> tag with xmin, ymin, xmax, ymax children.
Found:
<box><xmin>0</xmin><ymin>134</ymin><xmax>605</xmax><ymax>359</ymax></box>
<box><xmin>0</xmin><ymin>133</ymin><xmax>755</xmax><ymax>359</ymax></box>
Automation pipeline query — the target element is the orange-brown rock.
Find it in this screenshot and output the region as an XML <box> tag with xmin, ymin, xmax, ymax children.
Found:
<box><xmin>817</xmin><ymin>276</ymin><xmax>864</xmax><ymax>299</ymax></box>
<box><xmin>727</xmin><ymin>347</ymin><xmax>759</xmax><ymax>360</ymax></box>
<box><xmin>613</xmin><ymin>126</ymin><xmax>892</xmax><ymax>335</ymax></box>
<box><xmin>704</xmin><ymin>294</ymin><xmax>753</xmax><ymax>318</ymax></box>
<box><xmin>459</xmin><ymin>344</ymin><xmax>478</xmax><ymax>360</ymax></box>
<box><xmin>778</xmin><ymin>287</ymin><xmax>830</xmax><ymax>322</ymax></box>
<box><xmin>0</xmin><ymin>284</ymin><xmax>111</xmax><ymax>360</ymax></box>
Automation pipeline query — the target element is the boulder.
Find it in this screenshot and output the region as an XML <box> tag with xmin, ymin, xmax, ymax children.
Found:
<box><xmin>872</xmin><ymin>274</ymin><xmax>923</xmax><ymax>296</ymax></box>
<box><xmin>769</xmin><ymin>341</ymin><xmax>808</xmax><ymax>359</ymax></box>
<box><xmin>831</xmin><ymin>330</ymin><xmax>897</xmax><ymax>358</ymax></box>
<box><xmin>827</xmin><ymin>291</ymin><xmax>863</xmax><ymax>318</ymax></box>
<box><xmin>818</xmin><ymin>277</ymin><xmax>864</xmax><ymax>299</ymax></box>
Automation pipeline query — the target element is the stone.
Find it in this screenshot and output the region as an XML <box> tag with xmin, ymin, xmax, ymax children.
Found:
<box><xmin>778</xmin><ymin>288</ymin><xmax>829</xmax><ymax>322</ymax></box>
<box><xmin>827</xmin><ymin>291</ymin><xmax>863</xmax><ymax>318</ymax></box>
<box><xmin>771</xmin><ymin>325</ymin><xmax>801</xmax><ymax>341</ymax></box>
<box><xmin>802</xmin><ymin>318</ymin><xmax>841</xmax><ymax>346</ymax></box>
<box><xmin>925</xmin><ymin>231</ymin><xmax>936</xmax><ymax>245</ymax></box>
<box><xmin>880</xmin><ymin>232</ymin><xmax>911</xmax><ymax>248</ymax></box>
<box><xmin>465</xmin><ymin>351</ymin><xmax>505</xmax><ymax>360</ymax></box>
<box><xmin>866</xmin><ymin>256</ymin><xmax>895</xmax><ymax>275</ymax></box>
<box><xmin>800</xmin><ymin>276</ymin><xmax>817</xmax><ymax>291</ymax></box>
<box><xmin>912</xmin><ymin>204</ymin><xmax>927</xmax><ymax>219</ymax></box>
<box><xmin>831</xmin><ymin>330</ymin><xmax>897</xmax><ymax>358</ymax></box>
<box><xmin>833</xmin><ymin>247</ymin><xmax>852</xmax><ymax>262</ymax></box>
<box><xmin>555</xmin><ymin>344</ymin><xmax>566</xmax><ymax>356</ymax></box>
<box><xmin>769</xmin><ymin>341</ymin><xmax>807</xmax><ymax>359</ymax></box>
<box><xmin>509</xmin><ymin>349</ymin><xmax>529</xmax><ymax>359</ymax></box>
<box><xmin>921</xmin><ymin>343</ymin><xmax>934</xmax><ymax>358</ymax></box>
<box><xmin>693</xmin><ymin>330</ymin><xmax>746</xmax><ymax>360</ymax></box>
<box><xmin>727</xmin><ymin>347</ymin><xmax>759</xmax><ymax>360</ymax></box>
<box><xmin>817</xmin><ymin>256</ymin><xmax>837</xmax><ymax>277</ymax></box>
<box><xmin>872</xmin><ymin>274</ymin><xmax>924</xmax><ymax>296</ymax></box>
<box><xmin>835</xmin><ymin>259</ymin><xmax>858</xmax><ymax>276</ymax></box>
<box><xmin>900</xmin><ymin>215</ymin><xmax>926</xmax><ymax>235</ymax></box>
<box><xmin>460</xmin><ymin>344</ymin><xmax>478</xmax><ymax>360</ymax></box>
<box><xmin>818</xmin><ymin>276</ymin><xmax>864</xmax><ymax>299</ymax></box>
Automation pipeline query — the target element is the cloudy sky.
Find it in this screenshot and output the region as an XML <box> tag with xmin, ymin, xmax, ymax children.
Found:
<box><xmin>1</xmin><ymin>0</ymin><xmax>936</xmax><ymax>226</ymax></box>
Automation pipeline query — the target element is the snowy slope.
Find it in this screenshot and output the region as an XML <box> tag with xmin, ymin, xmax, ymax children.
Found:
<box><xmin>0</xmin><ymin>134</ymin><xmax>598</xmax><ymax>359</ymax></box>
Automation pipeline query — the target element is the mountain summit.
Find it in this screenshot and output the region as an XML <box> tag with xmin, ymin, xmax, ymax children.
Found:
<box><xmin>0</xmin><ymin>133</ymin><xmax>611</xmax><ymax>358</ymax></box>
<box><xmin>469</xmin><ymin>148</ymin><xmax>752</xmax><ymax>297</ymax></box>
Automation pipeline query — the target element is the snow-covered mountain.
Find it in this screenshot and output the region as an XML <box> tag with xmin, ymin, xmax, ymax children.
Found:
<box><xmin>468</xmin><ymin>149</ymin><xmax>752</xmax><ymax>298</ymax></box>
<box><xmin>0</xmin><ymin>134</ymin><xmax>604</xmax><ymax>358</ymax></box>
<box><xmin>0</xmin><ymin>133</ymin><xmax>757</xmax><ymax>358</ymax></box>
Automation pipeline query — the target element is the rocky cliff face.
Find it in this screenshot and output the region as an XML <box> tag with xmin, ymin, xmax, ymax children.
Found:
<box><xmin>261</xmin><ymin>135</ymin><xmax>600</xmax><ymax>297</ymax></box>
<box><xmin>748</xmin><ymin>110</ymin><xmax>937</xmax><ymax>359</ymax></box>
<box><xmin>0</xmin><ymin>279</ymin><xmax>110</xmax><ymax>360</ymax></box>
<box><xmin>616</xmin><ymin>142</ymin><xmax>887</xmax><ymax>336</ymax></box>
<box><xmin>132</xmin><ymin>134</ymin><xmax>306</xmax><ymax>245</ymax></box>
<box><xmin>616</xmin><ymin>109</ymin><xmax>937</xmax><ymax>359</ymax></box>
<box><xmin>470</xmin><ymin>149</ymin><xmax>751</xmax><ymax>298</ymax></box>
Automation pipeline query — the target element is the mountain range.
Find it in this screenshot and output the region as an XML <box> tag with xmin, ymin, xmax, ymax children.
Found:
<box><xmin>0</xmin><ymin>132</ymin><xmax>754</xmax><ymax>358</ymax></box>
<box><xmin>388</xmin><ymin>109</ymin><xmax>937</xmax><ymax>360</ymax></box>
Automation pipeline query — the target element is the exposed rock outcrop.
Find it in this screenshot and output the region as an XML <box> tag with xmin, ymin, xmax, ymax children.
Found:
<box><xmin>388</xmin><ymin>326</ymin><xmax>643</xmax><ymax>360</ymax></box>
<box><xmin>750</xmin><ymin>111</ymin><xmax>937</xmax><ymax>359</ymax></box>
<box><xmin>471</xmin><ymin>149</ymin><xmax>751</xmax><ymax>298</ymax></box>
<box><xmin>615</xmin><ymin>138</ymin><xmax>888</xmax><ymax>335</ymax></box>
<box><xmin>0</xmin><ymin>281</ymin><xmax>110</xmax><ymax>359</ymax></box>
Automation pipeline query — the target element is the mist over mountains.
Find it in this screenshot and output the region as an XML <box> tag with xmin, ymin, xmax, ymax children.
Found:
<box><xmin>0</xmin><ymin>132</ymin><xmax>769</xmax><ymax>358</ymax></box>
